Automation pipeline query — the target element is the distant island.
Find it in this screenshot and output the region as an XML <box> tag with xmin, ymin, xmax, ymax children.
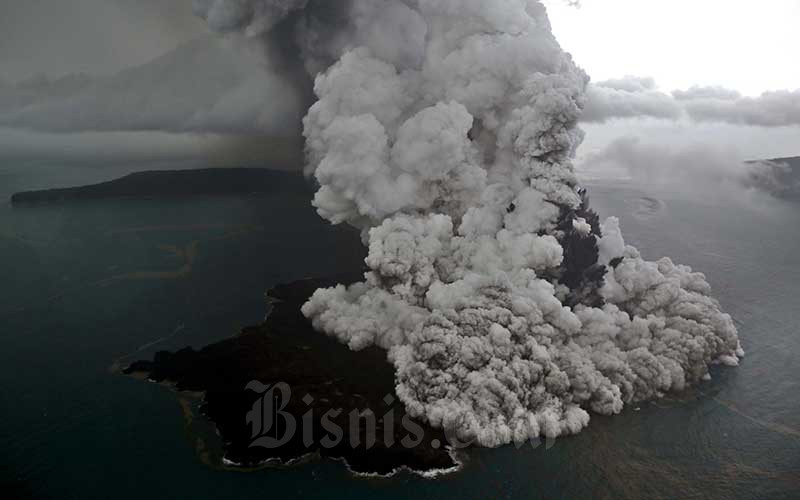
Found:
<box><xmin>11</xmin><ymin>167</ymin><xmax>312</xmax><ymax>205</ymax></box>
<box><xmin>12</xmin><ymin>156</ymin><xmax>800</xmax><ymax>207</ymax></box>
<box><xmin>124</xmin><ymin>273</ymin><xmax>459</xmax><ymax>477</ymax></box>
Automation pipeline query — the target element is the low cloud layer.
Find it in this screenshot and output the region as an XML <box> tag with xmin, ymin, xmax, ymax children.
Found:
<box><xmin>2</xmin><ymin>44</ymin><xmax>797</xmax><ymax>164</ymax></box>
<box><xmin>585</xmin><ymin>76</ymin><xmax>800</xmax><ymax>127</ymax></box>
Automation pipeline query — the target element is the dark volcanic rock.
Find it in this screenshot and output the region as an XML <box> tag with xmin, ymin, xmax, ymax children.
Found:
<box><xmin>125</xmin><ymin>273</ymin><xmax>458</xmax><ymax>477</ymax></box>
<box><xmin>554</xmin><ymin>189</ymin><xmax>606</xmax><ymax>308</ymax></box>
<box><xmin>11</xmin><ymin>168</ymin><xmax>312</xmax><ymax>205</ymax></box>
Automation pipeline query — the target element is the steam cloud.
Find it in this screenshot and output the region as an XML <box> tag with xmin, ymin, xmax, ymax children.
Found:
<box><xmin>197</xmin><ymin>0</ymin><xmax>743</xmax><ymax>447</ymax></box>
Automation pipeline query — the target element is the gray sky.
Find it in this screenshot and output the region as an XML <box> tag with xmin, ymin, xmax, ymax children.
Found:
<box><xmin>0</xmin><ymin>0</ymin><xmax>205</xmax><ymax>82</ymax></box>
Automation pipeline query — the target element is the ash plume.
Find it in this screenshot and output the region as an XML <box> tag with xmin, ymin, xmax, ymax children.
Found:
<box><xmin>198</xmin><ymin>0</ymin><xmax>743</xmax><ymax>447</ymax></box>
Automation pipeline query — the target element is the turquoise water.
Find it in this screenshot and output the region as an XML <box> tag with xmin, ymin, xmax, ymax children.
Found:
<box><xmin>1</xmin><ymin>164</ymin><xmax>798</xmax><ymax>499</ymax></box>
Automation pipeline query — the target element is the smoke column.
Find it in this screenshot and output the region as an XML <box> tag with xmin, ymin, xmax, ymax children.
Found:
<box><xmin>195</xmin><ymin>0</ymin><xmax>743</xmax><ymax>447</ymax></box>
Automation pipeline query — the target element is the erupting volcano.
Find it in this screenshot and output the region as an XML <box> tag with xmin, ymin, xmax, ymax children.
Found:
<box><xmin>193</xmin><ymin>0</ymin><xmax>743</xmax><ymax>448</ymax></box>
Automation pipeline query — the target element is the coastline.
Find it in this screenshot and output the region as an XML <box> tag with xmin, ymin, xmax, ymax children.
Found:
<box><xmin>123</xmin><ymin>273</ymin><xmax>460</xmax><ymax>478</ymax></box>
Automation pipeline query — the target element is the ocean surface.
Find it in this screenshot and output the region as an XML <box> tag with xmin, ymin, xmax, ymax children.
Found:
<box><xmin>1</xmin><ymin>162</ymin><xmax>798</xmax><ymax>499</ymax></box>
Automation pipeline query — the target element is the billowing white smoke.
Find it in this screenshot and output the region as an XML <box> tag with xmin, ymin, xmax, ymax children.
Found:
<box><xmin>199</xmin><ymin>0</ymin><xmax>743</xmax><ymax>447</ymax></box>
